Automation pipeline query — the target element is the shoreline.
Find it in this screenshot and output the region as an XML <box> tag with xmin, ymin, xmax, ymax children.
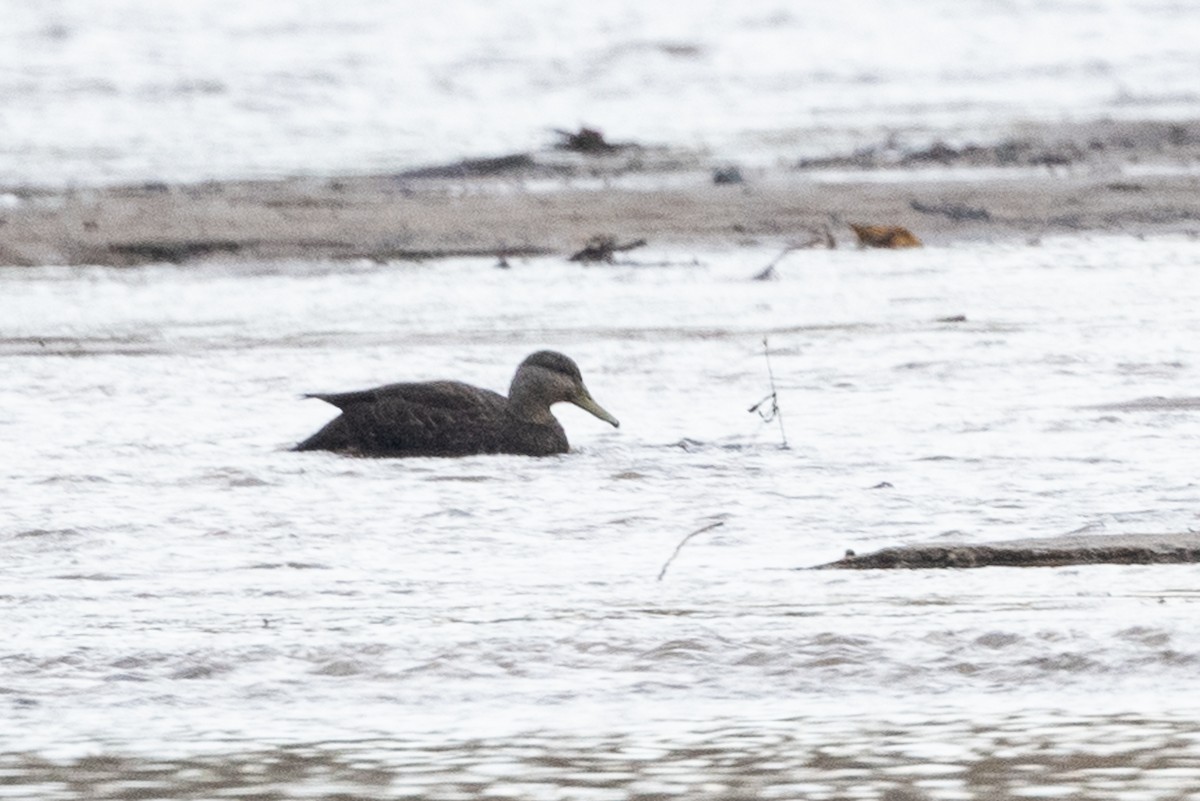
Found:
<box><xmin>3</xmin><ymin>118</ymin><xmax>1200</xmax><ymax>267</ymax></box>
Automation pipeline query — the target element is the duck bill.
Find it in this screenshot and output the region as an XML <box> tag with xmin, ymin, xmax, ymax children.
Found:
<box><xmin>573</xmin><ymin>389</ymin><xmax>620</xmax><ymax>428</ymax></box>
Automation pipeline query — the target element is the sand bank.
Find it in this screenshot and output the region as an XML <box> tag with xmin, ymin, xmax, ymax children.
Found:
<box><xmin>2</xmin><ymin>119</ymin><xmax>1199</xmax><ymax>267</ymax></box>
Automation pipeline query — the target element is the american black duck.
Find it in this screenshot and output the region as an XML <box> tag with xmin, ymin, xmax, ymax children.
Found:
<box><xmin>293</xmin><ymin>350</ymin><xmax>619</xmax><ymax>457</ymax></box>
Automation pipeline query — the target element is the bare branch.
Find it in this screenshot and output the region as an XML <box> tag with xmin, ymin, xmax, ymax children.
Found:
<box><xmin>750</xmin><ymin>337</ymin><xmax>788</xmax><ymax>448</ymax></box>
<box><xmin>657</xmin><ymin>521</ymin><xmax>726</xmax><ymax>582</ymax></box>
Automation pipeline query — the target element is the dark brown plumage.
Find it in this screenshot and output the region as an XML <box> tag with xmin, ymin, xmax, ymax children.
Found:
<box><xmin>292</xmin><ymin>351</ymin><xmax>619</xmax><ymax>457</ymax></box>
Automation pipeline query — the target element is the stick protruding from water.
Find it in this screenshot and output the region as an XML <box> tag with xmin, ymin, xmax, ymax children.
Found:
<box><xmin>747</xmin><ymin>337</ymin><xmax>788</xmax><ymax>449</ymax></box>
<box><xmin>657</xmin><ymin>521</ymin><xmax>726</xmax><ymax>582</ymax></box>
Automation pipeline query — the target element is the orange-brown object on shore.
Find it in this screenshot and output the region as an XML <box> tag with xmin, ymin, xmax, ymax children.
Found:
<box><xmin>850</xmin><ymin>224</ymin><xmax>923</xmax><ymax>248</ymax></box>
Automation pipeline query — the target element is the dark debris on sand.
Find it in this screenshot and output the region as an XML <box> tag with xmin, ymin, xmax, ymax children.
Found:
<box><xmin>568</xmin><ymin>235</ymin><xmax>649</xmax><ymax>263</ymax></box>
<box><xmin>553</xmin><ymin>126</ymin><xmax>633</xmax><ymax>154</ymax></box>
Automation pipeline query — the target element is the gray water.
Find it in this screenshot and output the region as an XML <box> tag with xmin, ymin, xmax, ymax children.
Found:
<box><xmin>5</xmin><ymin>0</ymin><xmax>1200</xmax><ymax>186</ymax></box>
<box><xmin>4</xmin><ymin>237</ymin><xmax>1200</xmax><ymax>797</ymax></box>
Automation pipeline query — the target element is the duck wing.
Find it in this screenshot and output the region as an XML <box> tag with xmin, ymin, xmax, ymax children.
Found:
<box><xmin>305</xmin><ymin>380</ymin><xmax>496</xmax><ymax>411</ymax></box>
<box><xmin>296</xmin><ymin>380</ymin><xmax>510</xmax><ymax>456</ymax></box>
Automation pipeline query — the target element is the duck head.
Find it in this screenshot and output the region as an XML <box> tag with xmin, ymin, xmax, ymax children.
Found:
<box><xmin>509</xmin><ymin>350</ymin><xmax>620</xmax><ymax>427</ymax></box>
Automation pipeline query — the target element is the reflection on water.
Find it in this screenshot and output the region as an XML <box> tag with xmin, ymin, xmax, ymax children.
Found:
<box><xmin>3</xmin><ymin>237</ymin><xmax>1200</xmax><ymax>796</ymax></box>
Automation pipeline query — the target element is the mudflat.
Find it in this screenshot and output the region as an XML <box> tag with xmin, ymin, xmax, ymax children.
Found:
<box><xmin>2</xmin><ymin>118</ymin><xmax>1199</xmax><ymax>267</ymax></box>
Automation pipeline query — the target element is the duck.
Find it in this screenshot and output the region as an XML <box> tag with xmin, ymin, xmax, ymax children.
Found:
<box><xmin>293</xmin><ymin>350</ymin><xmax>619</xmax><ymax>457</ymax></box>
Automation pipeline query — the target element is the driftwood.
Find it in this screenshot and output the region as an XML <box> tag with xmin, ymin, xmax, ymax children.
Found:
<box><xmin>107</xmin><ymin>239</ymin><xmax>245</xmax><ymax>264</ymax></box>
<box><xmin>568</xmin><ymin>235</ymin><xmax>648</xmax><ymax>263</ymax></box>
<box><xmin>554</xmin><ymin>127</ymin><xmax>625</xmax><ymax>154</ymax></box>
<box><xmin>813</xmin><ymin>532</ymin><xmax>1200</xmax><ymax>570</ymax></box>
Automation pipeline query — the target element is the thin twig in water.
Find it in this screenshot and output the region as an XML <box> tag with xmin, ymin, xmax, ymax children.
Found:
<box><xmin>747</xmin><ymin>337</ymin><xmax>788</xmax><ymax>448</ymax></box>
<box><xmin>751</xmin><ymin>246</ymin><xmax>796</xmax><ymax>280</ymax></box>
<box><xmin>750</xmin><ymin>226</ymin><xmax>836</xmax><ymax>279</ymax></box>
<box><xmin>657</xmin><ymin>521</ymin><xmax>725</xmax><ymax>582</ymax></box>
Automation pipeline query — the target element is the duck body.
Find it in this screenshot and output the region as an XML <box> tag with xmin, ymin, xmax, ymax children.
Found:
<box><xmin>293</xmin><ymin>351</ymin><xmax>618</xmax><ymax>458</ymax></box>
<box><xmin>293</xmin><ymin>380</ymin><xmax>569</xmax><ymax>457</ymax></box>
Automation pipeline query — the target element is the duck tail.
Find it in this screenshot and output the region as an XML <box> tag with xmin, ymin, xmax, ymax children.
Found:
<box><xmin>291</xmin><ymin>417</ymin><xmax>350</xmax><ymax>452</ymax></box>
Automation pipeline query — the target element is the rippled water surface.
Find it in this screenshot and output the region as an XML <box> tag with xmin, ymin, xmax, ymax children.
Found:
<box><xmin>4</xmin><ymin>237</ymin><xmax>1200</xmax><ymax>797</ymax></box>
<box><xmin>5</xmin><ymin>0</ymin><xmax>1200</xmax><ymax>185</ymax></box>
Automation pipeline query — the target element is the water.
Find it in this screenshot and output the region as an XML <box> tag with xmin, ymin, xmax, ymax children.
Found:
<box><xmin>7</xmin><ymin>2</ymin><xmax>1200</xmax><ymax>795</ymax></box>
<box><xmin>4</xmin><ymin>236</ymin><xmax>1200</xmax><ymax>796</ymax></box>
<box><xmin>4</xmin><ymin>0</ymin><xmax>1200</xmax><ymax>187</ymax></box>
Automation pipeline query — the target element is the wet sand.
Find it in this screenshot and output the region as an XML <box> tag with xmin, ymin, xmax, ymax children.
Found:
<box><xmin>2</xmin><ymin>118</ymin><xmax>1200</xmax><ymax>266</ymax></box>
